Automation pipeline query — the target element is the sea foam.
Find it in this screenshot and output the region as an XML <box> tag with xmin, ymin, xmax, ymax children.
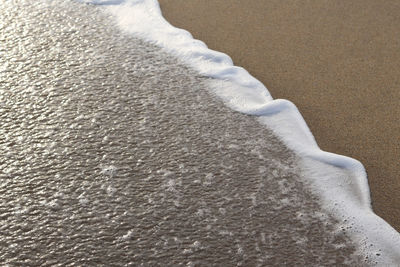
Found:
<box><xmin>77</xmin><ymin>0</ymin><xmax>400</xmax><ymax>264</ymax></box>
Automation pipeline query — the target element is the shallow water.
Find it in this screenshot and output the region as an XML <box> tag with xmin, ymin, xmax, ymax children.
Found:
<box><xmin>0</xmin><ymin>0</ymin><xmax>363</xmax><ymax>265</ymax></box>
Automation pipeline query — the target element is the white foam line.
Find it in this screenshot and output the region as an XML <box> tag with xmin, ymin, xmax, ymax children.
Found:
<box><xmin>78</xmin><ymin>0</ymin><xmax>400</xmax><ymax>264</ymax></box>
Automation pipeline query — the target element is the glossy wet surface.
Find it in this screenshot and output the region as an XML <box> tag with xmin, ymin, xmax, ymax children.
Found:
<box><xmin>0</xmin><ymin>0</ymin><xmax>362</xmax><ymax>265</ymax></box>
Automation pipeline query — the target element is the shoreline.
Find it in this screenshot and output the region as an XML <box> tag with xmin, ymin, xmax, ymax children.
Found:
<box><xmin>158</xmin><ymin>0</ymin><xmax>400</xmax><ymax>232</ymax></box>
<box><xmin>1</xmin><ymin>1</ymin><xmax>365</xmax><ymax>264</ymax></box>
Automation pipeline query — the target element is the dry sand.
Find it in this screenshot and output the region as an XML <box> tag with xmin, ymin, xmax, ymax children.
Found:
<box><xmin>158</xmin><ymin>0</ymin><xmax>400</xmax><ymax>231</ymax></box>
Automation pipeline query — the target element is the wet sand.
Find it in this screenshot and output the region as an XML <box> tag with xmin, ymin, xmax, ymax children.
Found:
<box><xmin>159</xmin><ymin>0</ymin><xmax>400</xmax><ymax>232</ymax></box>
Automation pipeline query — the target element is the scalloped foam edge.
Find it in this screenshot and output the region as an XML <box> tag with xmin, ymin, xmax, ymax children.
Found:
<box><xmin>78</xmin><ymin>0</ymin><xmax>400</xmax><ymax>264</ymax></box>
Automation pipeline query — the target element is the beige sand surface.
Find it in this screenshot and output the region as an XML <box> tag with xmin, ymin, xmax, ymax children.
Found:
<box><xmin>159</xmin><ymin>0</ymin><xmax>400</xmax><ymax>231</ymax></box>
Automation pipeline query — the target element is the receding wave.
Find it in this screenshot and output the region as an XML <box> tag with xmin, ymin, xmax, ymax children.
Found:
<box><xmin>76</xmin><ymin>0</ymin><xmax>400</xmax><ymax>264</ymax></box>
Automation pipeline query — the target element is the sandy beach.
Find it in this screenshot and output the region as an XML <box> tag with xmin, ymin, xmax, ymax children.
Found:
<box><xmin>159</xmin><ymin>0</ymin><xmax>400</xmax><ymax>232</ymax></box>
<box><xmin>1</xmin><ymin>1</ymin><xmax>368</xmax><ymax>264</ymax></box>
